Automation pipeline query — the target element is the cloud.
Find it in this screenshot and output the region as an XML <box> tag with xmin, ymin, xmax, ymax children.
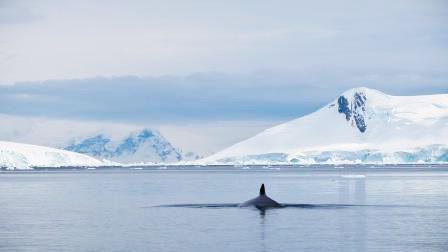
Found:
<box><xmin>0</xmin><ymin>71</ymin><xmax>447</xmax><ymax>124</ymax></box>
<box><xmin>0</xmin><ymin>73</ymin><xmax>319</xmax><ymax>122</ymax></box>
<box><xmin>0</xmin><ymin>0</ymin><xmax>41</xmax><ymax>26</ymax></box>
<box><xmin>0</xmin><ymin>0</ymin><xmax>447</xmax><ymax>83</ymax></box>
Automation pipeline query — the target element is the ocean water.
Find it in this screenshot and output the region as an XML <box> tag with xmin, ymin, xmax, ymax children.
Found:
<box><xmin>1</xmin><ymin>165</ymin><xmax>447</xmax><ymax>252</ymax></box>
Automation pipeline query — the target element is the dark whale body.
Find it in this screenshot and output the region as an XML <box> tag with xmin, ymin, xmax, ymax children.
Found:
<box><xmin>239</xmin><ymin>184</ymin><xmax>282</xmax><ymax>209</ymax></box>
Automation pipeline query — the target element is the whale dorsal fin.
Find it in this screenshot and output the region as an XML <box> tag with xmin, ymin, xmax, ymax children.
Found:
<box><xmin>259</xmin><ymin>184</ymin><xmax>265</xmax><ymax>195</ymax></box>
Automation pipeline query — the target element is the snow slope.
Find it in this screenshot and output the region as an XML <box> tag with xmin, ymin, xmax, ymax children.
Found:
<box><xmin>0</xmin><ymin>141</ymin><xmax>111</xmax><ymax>169</ymax></box>
<box><xmin>203</xmin><ymin>87</ymin><xmax>448</xmax><ymax>164</ymax></box>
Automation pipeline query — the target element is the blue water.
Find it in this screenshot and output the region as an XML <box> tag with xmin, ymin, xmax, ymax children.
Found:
<box><xmin>1</xmin><ymin>166</ymin><xmax>448</xmax><ymax>251</ymax></box>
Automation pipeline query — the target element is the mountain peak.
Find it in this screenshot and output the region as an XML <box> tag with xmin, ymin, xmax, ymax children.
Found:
<box><xmin>340</xmin><ymin>87</ymin><xmax>388</xmax><ymax>100</ymax></box>
<box><xmin>203</xmin><ymin>88</ymin><xmax>448</xmax><ymax>164</ymax></box>
<box><xmin>135</xmin><ymin>128</ymin><xmax>156</xmax><ymax>139</ymax></box>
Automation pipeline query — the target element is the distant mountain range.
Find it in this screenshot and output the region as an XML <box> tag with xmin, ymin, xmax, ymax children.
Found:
<box><xmin>202</xmin><ymin>87</ymin><xmax>448</xmax><ymax>164</ymax></box>
<box><xmin>65</xmin><ymin>129</ymin><xmax>199</xmax><ymax>163</ymax></box>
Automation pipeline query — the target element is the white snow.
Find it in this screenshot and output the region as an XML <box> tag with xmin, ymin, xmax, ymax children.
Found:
<box><xmin>0</xmin><ymin>141</ymin><xmax>115</xmax><ymax>170</ymax></box>
<box><xmin>201</xmin><ymin>87</ymin><xmax>448</xmax><ymax>164</ymax></box>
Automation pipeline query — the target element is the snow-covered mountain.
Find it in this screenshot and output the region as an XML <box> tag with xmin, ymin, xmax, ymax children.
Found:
<box><xmin>202</xmin><ymin>87</ymin><xmax>448</xmax><ymax>164</ymax></box>
<box><xmin>0</xmin><ymin>141</ymin><xmax>112</xmax><ymax>170</ymax></box>
<box><xmin>65</xmin><ymin>129</ymin><xmax>184</xmax><ymax>163</ymax></box>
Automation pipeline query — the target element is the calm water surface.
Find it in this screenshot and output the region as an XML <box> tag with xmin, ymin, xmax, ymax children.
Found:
<box><xmin>1</xmin><ymin>166</ymin><xmax>447</xmax><ymax>251</ymax></box>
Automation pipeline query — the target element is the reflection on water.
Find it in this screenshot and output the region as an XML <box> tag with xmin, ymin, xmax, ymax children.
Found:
<box><xmin>338</xmin><ymin>177</ymin><xmax>366</xmax><ymax>251</ymax></box>
<box><xmin>1</xmin><ymin>166</ymin><xmax>448</xmax><ymax>251</ymax></box>
<box><xmin>156</xmin><ymin>203</ymin><xmax>357</xmax><ymax>208</ymax></box>
<box><xmin>259</xmin><ymin>211</ymin><xmax>266</xmax><ymax>252</ymax></box>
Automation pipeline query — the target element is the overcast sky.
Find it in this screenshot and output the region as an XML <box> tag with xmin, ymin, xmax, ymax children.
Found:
<box><xmin>1</xmin><ymin>0</ymin><xmax>447</xmax><ymax>154</ymax></box>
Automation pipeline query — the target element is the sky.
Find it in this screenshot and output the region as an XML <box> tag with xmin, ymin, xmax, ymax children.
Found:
<box><xmin>1</xmin><ymin>0</ymin><xmax>447</xmax><ymax>155</ymax></box>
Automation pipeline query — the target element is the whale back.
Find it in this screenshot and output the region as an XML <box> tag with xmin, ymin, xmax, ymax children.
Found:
<box><xmin>239</xmin><ymin>184</ymin><xmax>282</xmax><ymax>209</ymax></box>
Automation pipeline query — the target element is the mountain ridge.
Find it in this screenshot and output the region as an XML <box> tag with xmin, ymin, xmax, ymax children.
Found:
<box><xmin>64</xmin><ymin>128</ymin><xmax>187</xmax><ymax>163</ymax></box>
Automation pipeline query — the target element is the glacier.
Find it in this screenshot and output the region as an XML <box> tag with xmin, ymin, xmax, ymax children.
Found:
<box><xmin>0</xmin><ymin>141</ymin><xmax>115</xmax><ymax>170</ymax></box>
<box><xmin>201</xmin><ymin>87</ymin><xmax>448</xmax><ymax>164</ymax></box>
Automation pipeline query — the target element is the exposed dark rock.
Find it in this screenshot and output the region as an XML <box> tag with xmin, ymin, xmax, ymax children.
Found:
<box><xmin>337</xmin><ymin>92</ymin><xmax>368</xmax><ymax>133</ymax></box>
<box><xmin>338</xmin><ymin>96</ymin><xmax>351</xmax><ymax>121</ymax></box>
